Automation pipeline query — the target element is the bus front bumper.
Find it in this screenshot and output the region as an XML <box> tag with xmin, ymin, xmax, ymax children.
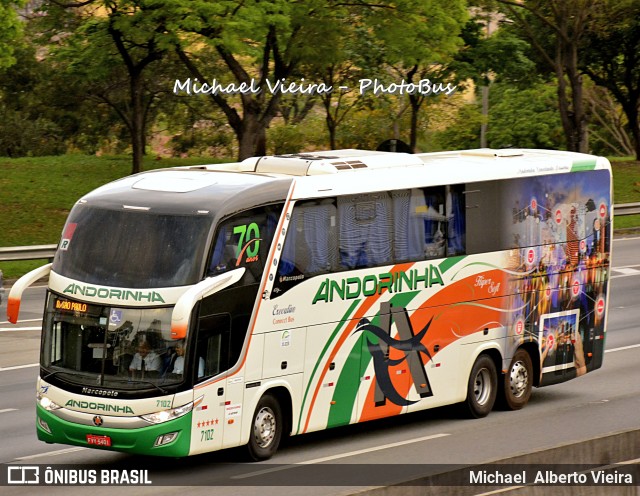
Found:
<box><xmin>36</xmin><ymin>404</ymin><xmax>192</xmax><ymax>457</ymax></box>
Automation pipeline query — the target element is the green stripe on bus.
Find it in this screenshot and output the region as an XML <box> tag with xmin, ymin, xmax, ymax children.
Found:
<box><xmin>297</xmin><ymin>299</ymin><xmax>361</xmax><ymax>434</ymax></box>
<box><xmin>327</xmin><ymin>291</ymin><xmax>420</xmax><ymax>429</ymax></box>
<box><xmin>571</xmin><ymin>159</ymin><xmax>597</xmax><ymax>171</ymax></box>
<box><xmin>439</xmin><ymin>255</ymin><xmax>466</xmax><ymax>274</ymax></box>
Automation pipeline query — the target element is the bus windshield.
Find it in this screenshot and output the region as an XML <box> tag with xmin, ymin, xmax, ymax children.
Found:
<box><xmin>52</xmin><ymin>204</ymin><xmax>212</xmax><ymax>288</ymax></box>
<box><xmin>42</xmin><ymin>294</ymin><xmax>188</xmax><ymax>391</ymax></box>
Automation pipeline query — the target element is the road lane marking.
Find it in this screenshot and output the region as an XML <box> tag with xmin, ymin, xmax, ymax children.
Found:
<box><xmin>0</xmin><ymin>318</ymin><xmax>43</xmax><ymax>325</ymax></box>
<box><xmin>0</xmin><ymin>363</ymin><xmax>39</xmax><ymax>371</ymax></box>
<box><xmin>0</xmin><ymin>327</ymin><xmax>42</xmax><ymax>332</ymax></box>
<box><xmin>14</xmin><ymin>447</ymin><xmax>88</xmax><ymax>461</ymax></box>
<box><xmin>605</xmin><ymin>343</ymin><xmax>640</xmax><ymax>353</ymax></box>
<box><xmin>611</xmin><ymin>267</ymin><xmax>640</xmax><ymax>278</ymax></box>
<box><xmin>0</xmin><ymin>408</ymin><xmax>17</xmax><ymax>414</ymax></box>
<box><xmin>232</xmin><ymin>433</ymin><xmax>450</xmax><ymax>480</ymax></box>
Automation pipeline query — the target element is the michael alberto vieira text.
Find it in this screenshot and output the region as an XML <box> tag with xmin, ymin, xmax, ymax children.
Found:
<box><xmin>173</xmin><ymin>77</ymin><xmax>457</xmax><ymax>96</ymax></box>
<box><xmin>469</xmin><ymin>469</ymin><xmax>634</xmax><ymax>485</ymax></box>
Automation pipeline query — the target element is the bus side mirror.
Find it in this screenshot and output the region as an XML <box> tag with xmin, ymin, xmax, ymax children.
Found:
<box><xmin>7</xmin><ymin>263</ymin><xmax>52</xmax><ymax>323</ymax></box>
<box><xmin>170</xmin><ymin>268</ymin><xmax>245</xmax><ymax>339</ymax></box>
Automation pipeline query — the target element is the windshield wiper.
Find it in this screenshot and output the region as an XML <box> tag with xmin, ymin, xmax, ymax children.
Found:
<box><xmin>103</xmin><ymin>376</ymin><xmax>169</xmax><ymax>395</ymax></box>
<box><xmin>43</xmin><ymin>370</ymin><xmax>169</xmax><ymax>395</ymax></box>
<box><xmin>42</xmin><ymin>370</ymin><xmax>89</xmax><ymax>386</ymax></box>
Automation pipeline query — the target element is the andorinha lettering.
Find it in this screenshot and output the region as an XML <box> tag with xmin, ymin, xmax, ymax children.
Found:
<box><xmin>312</xmin><ymin>266</ymin><xmax>445</xmax><ymax>304</ymax></box>
<box><xmin>65</xmin><ymin>399</ymin><xmax>134</xmax><ymax>414</ymax></box>
<box><xmin>63</xmin><ymin>284</ymin><xmax>165</xmax><ymax>303</ymax></box>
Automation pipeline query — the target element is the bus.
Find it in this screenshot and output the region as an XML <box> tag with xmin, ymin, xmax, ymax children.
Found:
<box><xmin>7</xmin><ymin>148</ymin><xmax>612</xmax><ymax>460</ymax></box>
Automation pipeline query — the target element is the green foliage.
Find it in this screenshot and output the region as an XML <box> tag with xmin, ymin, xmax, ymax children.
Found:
<box><xmin>454</xmin><ymin>19</ymin><xmax>537</xmax><ymax>86</ymax></box>
<box><xmin>434</xmin><ymin>82</ymin><xmax>564</xmax><ymax>151</ymax></box>
<box><xmin>433</xmin><ymin>103</ymin><xmax>483</xmax><ymax>150</ymax></box>
<box><xmin>0</xmin><ymin>1</ymin><xmax>24</xmax><ymax>69</ymax></box>
<box><xmin>486</xmin><ymin>83</ymin><xmax>564</xmax><ymax>149</ymax></box>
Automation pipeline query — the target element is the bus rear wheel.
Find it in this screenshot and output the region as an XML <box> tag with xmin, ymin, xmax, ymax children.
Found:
<box><xmin>247</xmin><ymin>394</ymin><xmax>283</xmax><ymax>461</ymax></box>
<box><xmin>501</xmin><ymin>349</ymin><xmax>533</xmax><ymax>410</ymax></box>
<box><xmin>463</xmin><ymin>354</ymin><xmax>497</xmax><ymax>418</ymax></box>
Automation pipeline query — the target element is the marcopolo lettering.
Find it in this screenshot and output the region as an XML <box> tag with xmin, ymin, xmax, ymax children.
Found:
<box><xmin>63</xmin><ymin>284</ymin><xmax>165</xmax><ymax>303</ymax></box>
<box><xmin>81</xmin><ymin>387</ymin><xmax>119</xmax><ymax>397</ymax></box>
<box><xmin>312</xmin><ymin>266</ymin><xmax>445</xmax><ymax>304</ymax></box>
<box><xmin>65</xmin><ymin>399</ymin><xmax>134</xmax><ymax>414</ymax></box>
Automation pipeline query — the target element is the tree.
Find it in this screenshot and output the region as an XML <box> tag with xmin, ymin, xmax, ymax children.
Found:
<box><xmin>584</xmin><ymin>85</ymin><xmax>635</xmax><ymax>157</ymax></box>
<box><xmin>170</xmin><ymin>0</ymin><xmax>468</xmax><ymax>159</ymax></box>
<box><xmin>41</xmin><ymin>1</ymin><xmax>172</xmax><ymax>173</ymax></box>
<box><xmin>486</xmin><ymin>82</ymin><xmax>564</xmax><ymax>149</ymax></box>
<box><xmin>0</xmin><ymin>1</ymin><xmax>25</xmax><ymax>69</ymax></box>
<box><xmin>452</xmin><ymin>14</ymin><xmax>537</xmax><ymax>147</ymax></box>
<box><xmin>171</xmin><ymin>0</ymin><xmax>331</xmax><ymax>160</ymax></box>
<box><xmin>371</xmin><ymin>0</ymin><xmax>468</xmax><ymax>152</ymax></box>
<box><xmin>494</xmin><ymin>0</ymin><xmax>599</xmax><ymax>153</ymax></box>
<box><xmin>580</xmin><ymin>0</ymin><xmax>640</xmax><ymax>159</ymax></box>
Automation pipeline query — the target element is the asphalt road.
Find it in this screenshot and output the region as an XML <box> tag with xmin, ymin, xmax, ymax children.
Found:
<box><xmin>1</xmin><ymin>236</ymin><xmax>639</xmax><ymax>495</ymax></box>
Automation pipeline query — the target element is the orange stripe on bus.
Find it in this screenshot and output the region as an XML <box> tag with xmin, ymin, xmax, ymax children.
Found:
<box><xmin>195</xmin><ymin>180</ymin><xmax>297</xmax><ymax>390</ymax></box>
<box><xmin>301</xmin><ymin>262</ymin><xmax>414</xmax><ymax>433</ymax></box>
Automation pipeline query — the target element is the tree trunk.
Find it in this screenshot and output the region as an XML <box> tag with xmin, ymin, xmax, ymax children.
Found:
<box><xmin>409</xmin><ymin>96</ymin><xmax>419</xmax><ymax>153</ymax></box>
<box><xmin>555</xmin><ymin>40</ymin><xmax>587</xmax><ymax>153</ymax></box>
<box><xmin>130</xmin><ymin>73</ymin><xmax>145</xmax><ymax>175</ymax></box>
<box><xmin>623</xmin><ymin>101</ymin><xmax>640</xmax><ymax>160</ymax></box>
<box><xmin>236</xmin><ymin>112</ymin><xmax>265</xmax><ymax>161</ymax></box>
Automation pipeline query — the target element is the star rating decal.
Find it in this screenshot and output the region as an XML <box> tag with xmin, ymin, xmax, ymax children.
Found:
<box><xmin>197</xmin><ymin>419</ymin><xmax>219</xmax><ymax>428</ymax></box>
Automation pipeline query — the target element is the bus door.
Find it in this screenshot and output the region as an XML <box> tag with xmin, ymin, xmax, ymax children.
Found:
<box><xmin>192</xmin><ymin>312</ymin><xmax>233</xmax><ymax>453</ymax></box>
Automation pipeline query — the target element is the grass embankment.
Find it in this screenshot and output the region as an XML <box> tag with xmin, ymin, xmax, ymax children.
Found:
<box><xmin>0</xmin><ymin>154</ymin><xmax>639</xmax><ymax>280</ymax></box>
<box><xmin>0</xmin><ymin>154</ymin><xmax>226</xmax><ymax>279</ymax></box>
<box><xmin>609</xmin><ymin>160</ymin><xmax>640</xmax><ymax>230</ymax></box>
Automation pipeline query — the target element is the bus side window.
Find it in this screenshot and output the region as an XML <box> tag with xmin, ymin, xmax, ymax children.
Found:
<box><xmin>446</xmin><ymin>184</ymin><xmax>466</xmax><ymax>256</ymax></box>
<box><xmin>195</xmin><ymin>313</ymin><xmax>231</xmax><ymax>380</ymax></box>
<box><xmin>391</xmin><ymin>189</ymin><xmax>426</xmax><ymax>262</ymax></box>
<box><xmin>279</xmin><ymin>199</ymin><xmax>337</xmax><ymax>277</ymax></box>
<box><xmin>207</xmin><ymin>204</ymin><xmax>283</xmax><ymax>282</ymax></box>
<box><xmin>338</xmin><ymin>192</ymin><xmax>392</xmax><ymax>270</ymax></box>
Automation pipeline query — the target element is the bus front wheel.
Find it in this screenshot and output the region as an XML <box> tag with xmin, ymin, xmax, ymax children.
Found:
<box><xmin>501</xmin><ymin>349</ymin><xmax>533</xmax><ymax>410</ymax></box>
<box><xmin>463</xmin><ymin>354</ymin><xmax>497</xmax><ymax>418</ymax></box>
<box><xmin>247</xmin><ymin>394</ymin><xmax>283</xmax><ymax>461</ymax></box>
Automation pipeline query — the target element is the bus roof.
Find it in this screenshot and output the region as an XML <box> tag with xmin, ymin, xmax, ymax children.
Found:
<box><xmin>80</xmin><ymin>148</ymin><xmax>610</xmax><ymax>210</ymax></box>
<box><xmin>81</xmin><ymin>168</ymin><xmax>293</xmax><ymax>217</ymax></box>
<box><xmin>180</xmin><ymin>148</ymin><xmax>611</xmax><ymax>201</ymax></box>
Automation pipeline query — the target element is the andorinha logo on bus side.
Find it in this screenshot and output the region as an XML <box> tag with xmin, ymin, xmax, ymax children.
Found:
<box><xmin>64</xmin><ymin>400</ymin><xmax>134</xmax><ymax>414</ymax></box>
<box><xmin>63</xmin><ymin>284</ymin><xmax>166</xmax><ymax>303</ymax></box>
<box><xmin>312</xmin><ymin>265</ymin><xmax>445</xmax><ymax>304</ymax></box>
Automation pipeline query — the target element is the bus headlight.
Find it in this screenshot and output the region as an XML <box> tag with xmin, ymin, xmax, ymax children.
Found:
<box><xmin>140</xmin><ymin>401</ymin><xmax>194</xmax><ymax>424</ymax></box>
<box><xmin>37</xmin><ymin>392</ymin><xmax>62</xmax><ymax>411</ymax></box>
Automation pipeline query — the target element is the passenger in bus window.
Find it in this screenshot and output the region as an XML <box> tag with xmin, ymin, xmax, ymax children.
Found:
<box><xmin>129</xmin><ymin>341</ymin><xmax>161</xmax><ymax>377</ymax></box>
<box><xmin>168</xmin><ymin>341</ymin><xmax>205</xmax><ymax>378</ymax></box>
<box><xmin>170</xmin><ymin>341</ymin><xmax>186</xmax><ymax>375</ymax></box>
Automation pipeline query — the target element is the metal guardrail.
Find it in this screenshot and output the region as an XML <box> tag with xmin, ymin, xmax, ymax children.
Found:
<box><xmin>0</xmin><ymin>203</ymin><xmax>638</xmax><ymax>264</ymax></box>
<box><xmin>0</xmin><ymin>244</ymin><xmax>58</xmax><ymax>262</ymax></box>
<box><xmin>615</xmin><ymin>202</ymin><xmax>640</xmax><ymax>216</ymax></box>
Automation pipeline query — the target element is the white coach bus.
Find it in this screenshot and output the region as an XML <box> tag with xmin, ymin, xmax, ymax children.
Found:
<box><xmin>7</xmin><ymin>148</ymin><xmax>612</xmax><ymax>460</ymax></box>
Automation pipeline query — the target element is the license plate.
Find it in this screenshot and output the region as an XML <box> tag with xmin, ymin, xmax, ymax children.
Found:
<box><xmin>86</xmin><ymin>434</ymin><xmax>111</xmax><ymax>447</ymax></box>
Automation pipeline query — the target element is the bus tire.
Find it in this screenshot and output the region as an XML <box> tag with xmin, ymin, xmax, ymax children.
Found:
<box><xmin>463</xmin><ymin>354</ymin><xmax>497</xmax><ymax>418</ymax></box>
<box><xmin>501</xmin><ymin>349</ymin><xmax>533</xmax><ymax>410</ymax></box>
<box><xmin>247</xmin><ymin>394</ymin><xmax>283</xmax><ymax>461</ymax></box>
